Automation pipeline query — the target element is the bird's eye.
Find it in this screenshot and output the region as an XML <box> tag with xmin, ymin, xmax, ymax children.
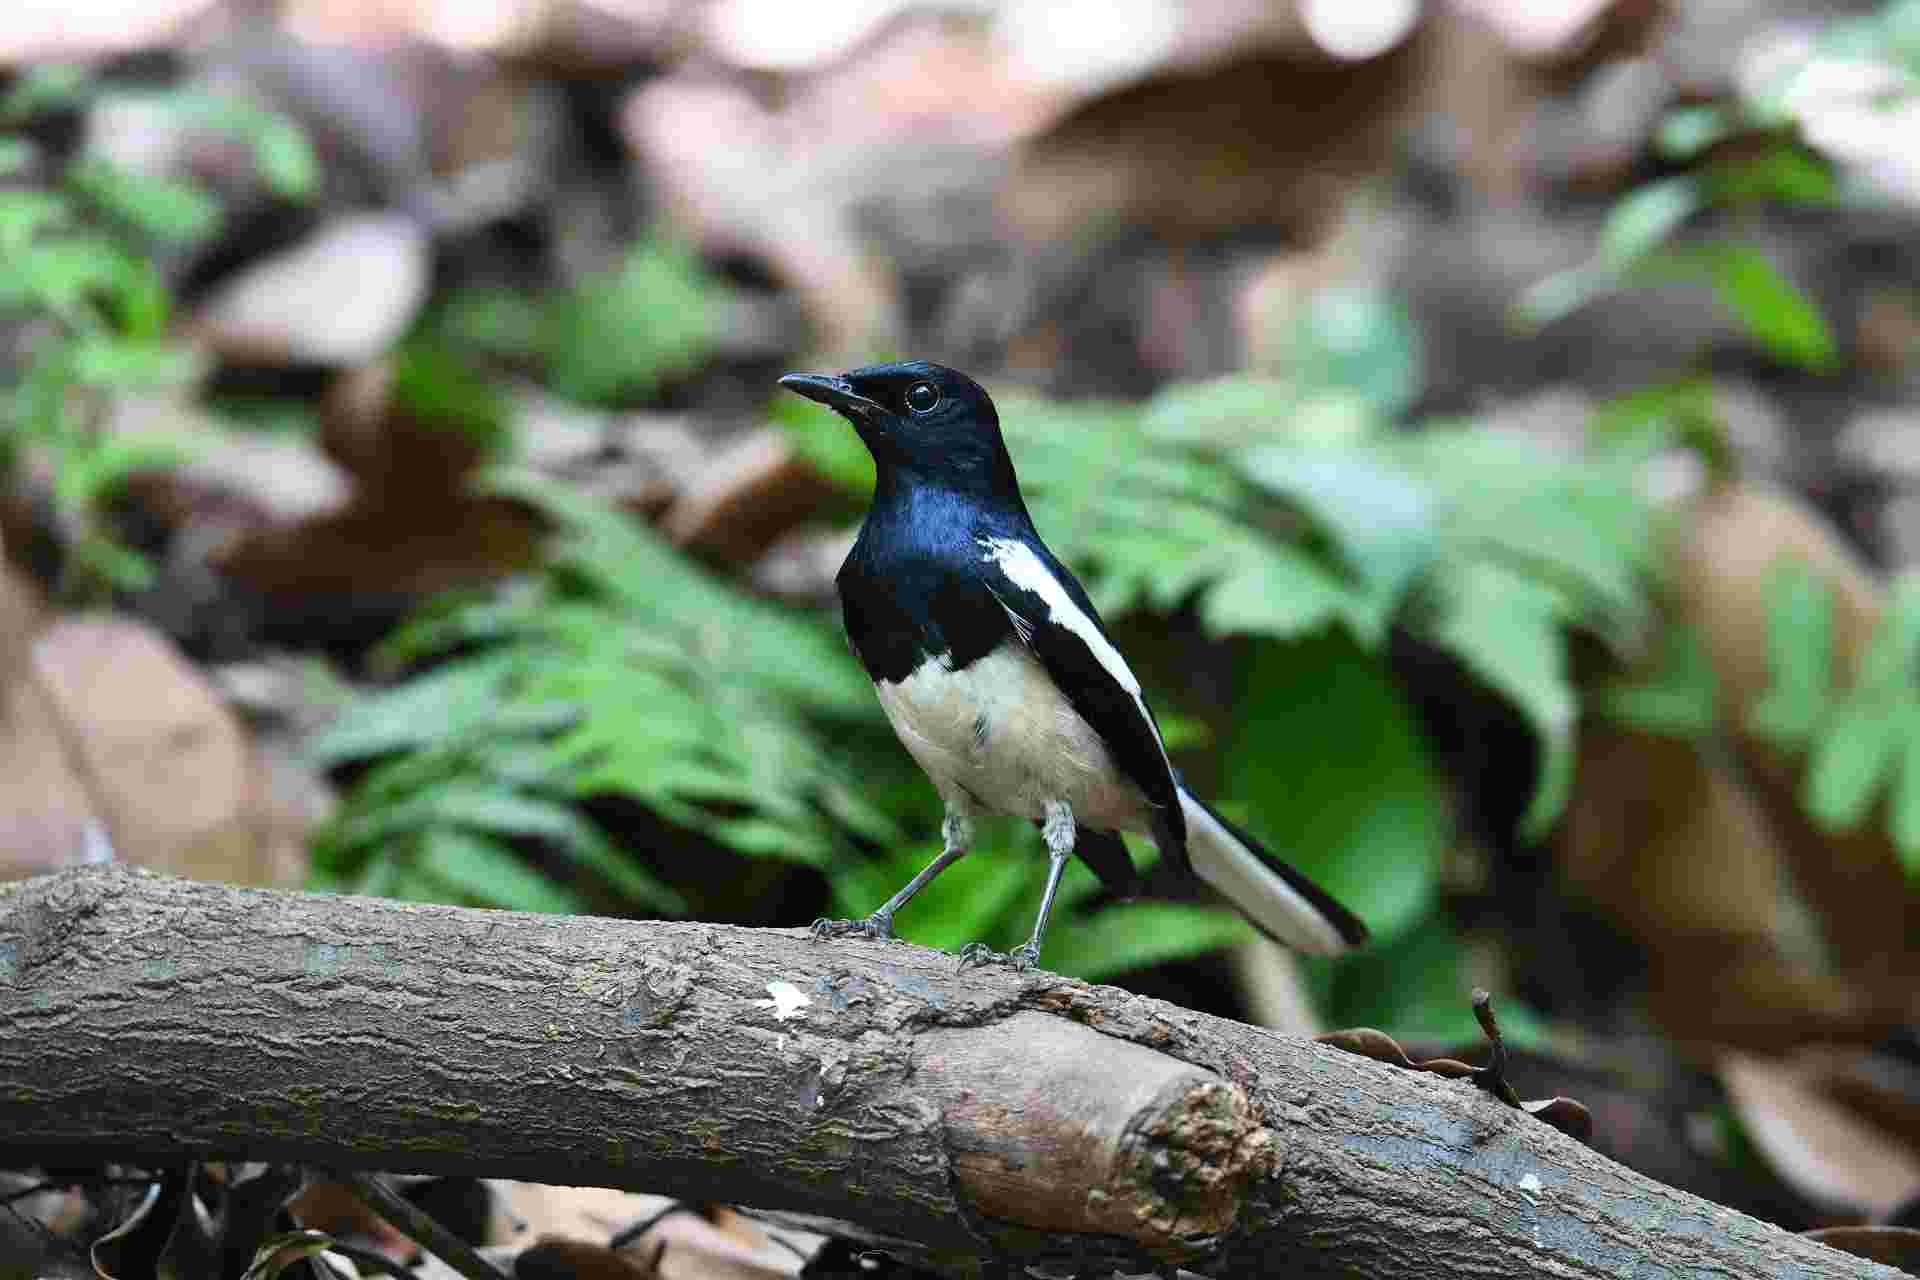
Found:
<box><xmin>905</xmin><ymin>382</ymin><xmax>940</xmax><ymax>414</ymax></box>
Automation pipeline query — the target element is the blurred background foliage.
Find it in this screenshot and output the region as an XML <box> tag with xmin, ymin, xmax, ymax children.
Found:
<box><xmin>9</xmin><ymin>0</ymin><xmax>1920</xmax><ymax>1253</ymax></box>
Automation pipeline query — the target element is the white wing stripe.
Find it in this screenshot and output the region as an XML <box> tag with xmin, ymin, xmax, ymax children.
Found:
<box><xmin>978</xmin><ymin>536</ymin><xmax>1170</xmax><ymax>765</ymax></box>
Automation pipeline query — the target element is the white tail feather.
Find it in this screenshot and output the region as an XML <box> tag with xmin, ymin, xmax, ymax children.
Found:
<box><xmin>1179</xmin><ymin>788</ymin><xmax>1354</xmax><ymax>955</ymax></box>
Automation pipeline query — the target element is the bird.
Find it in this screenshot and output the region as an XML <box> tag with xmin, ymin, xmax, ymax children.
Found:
<box><xmin>777</xmin><ymin>360</ymin><xmax>1368</xmax><ymax>969</ymax></box>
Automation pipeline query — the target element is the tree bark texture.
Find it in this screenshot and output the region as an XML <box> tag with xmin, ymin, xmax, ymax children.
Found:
<box><xmin>0</xmin><ymin>867</ymin><xmax>1898</xmax><ymax>1278</ymax></box>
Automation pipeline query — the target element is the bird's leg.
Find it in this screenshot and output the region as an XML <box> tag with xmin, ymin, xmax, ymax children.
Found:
<box><xmin>812</xmin><ymin>806</ymin><xmax>974</xmax><ymax>942</ymax></box>
<box><xmin>960</xmin><ymin>801</ymin><xmax>1074</xmax><ymax>972</ymax></box>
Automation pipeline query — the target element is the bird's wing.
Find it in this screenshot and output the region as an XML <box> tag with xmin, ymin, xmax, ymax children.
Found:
<box><xmin>977</xmin><ymin>535</ymin><xmax>1186</xmax><ymax>852</ymax></box>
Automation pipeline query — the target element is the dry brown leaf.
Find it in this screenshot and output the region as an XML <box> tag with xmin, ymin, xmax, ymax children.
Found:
<box><xmin>1804</xmin><ymin>1225</ymin><xmax>1920</xmax><ymax>1273</ymax></box>
<box><xmin>620</xmin><ymin>78</ymin><xmax>904</xmax><ymax>361</ymax></box>
<box><xmin>515</xmin><ymin>1237</ymin><xmax>658</xmax><ymax>1280</ymax></box>
<box><xmin>1548</xmin><ymin>721</ymin><xmax>1904</xmax><ymax>1051</ymax></box>
<box><xmin>321</xmin><ymin>362</ymin><xmax>496</xmax><ymax>498</ymax></box>
<box><xmin>1722</xmin><ymin>1051</ymin><xmax>1920</xmax><ymax>1218</ymax></box>
<box><xmin>216</xmin><ymin>495</ymin><xmax>541</xmax><ymax>606</ymax></box>
<box><xmin>661</xmin><ymin>430</ymin><xmax>841</xmax><ymax>567</ymax></box>
<box><xmin>1647</xmin><ymin>937</ymin><xmax>1897</xmax><ymax>1055</ymax></box>
<box><xmin>0</xmin><ymin>644</ymin><xmax>105</xmax><ymax>879</ymax></box>
<box><xmin>1559</xmin><ymin>725</ymin><xmax>1785</xmax><ymax>945</ymax></box>
<box><xmin>641</xmin><ymin>1206</ymin><xmax>801</xmax><ymax>1280</ymax></box>
<box><xmin>1789</xmin><ymin>1047</ymin><xmax>1920</xmax><ymax>1188</ymax></box>
<box><xmin>186</xmin><ymin>213</ymin><xmax>431</xmax><ymax>368</ymax></box>
<box><xmin>1316</xmin><ymin>1025</ymin><xmax>1593</xmax><ymax>1142</ymax></box>
<box><xmin>1666</xmin><ymin>482</ymin><xmax>1919</xmax><ymax>991</ymax></box>
<box><xmin>490</xmin><ymin>1183</ymin><xmax>674</xmax><ymax>1246</ymax></box>
<box><xmin>3</xmin><ymin>615</ymin><xmax>308</xmax><ymax>888</ymax></box>
<box><xmin>1005</xmin><ymin>45</ymin><xmax>1420</xmax><ymax>253</ymax></box>
<box><xmin>106</xmin><ymin>395</ymin><xmax>352</xmax><ymax>534</ymax></box>
<box><xmin>0</xmin><ymin>0</ymin><xmax>214</xmax><ymax>62</ymax></box>
<box><xmin>492</xmin><ymin>1188</ymin><xmax>806</xmax><ymax>1279</ymax></box>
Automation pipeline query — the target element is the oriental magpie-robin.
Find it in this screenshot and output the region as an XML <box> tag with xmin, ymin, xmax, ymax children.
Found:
<box><xmin>778</xmin><ymin>360</ymin><xmax>1367</xmax><ymax>968</ymax></box>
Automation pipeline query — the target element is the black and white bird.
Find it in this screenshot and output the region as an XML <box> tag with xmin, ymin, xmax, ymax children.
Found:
<box><xmin>778</xmin><ymin>360</ymin><xmax>1368</xmax><ymax>968</ymax></box>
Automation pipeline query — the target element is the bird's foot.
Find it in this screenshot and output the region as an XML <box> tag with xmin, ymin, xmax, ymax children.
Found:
<box><xmin>956</xmin><ymin>941</ymin><xmax>1042</xmax><ymax>972</ymax></box>
<box><xmin>809</xmin><ymin>913</ymin><xmax>895</xmax><ymax>942</ymax></box>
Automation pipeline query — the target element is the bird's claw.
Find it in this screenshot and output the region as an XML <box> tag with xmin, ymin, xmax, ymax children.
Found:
<box><xmin>809</xmin><ymin>914</ymin><xmax>894</xmax><ymax>942</ymax></box>
<box><xmin>956</xmin><ymin>942</ymin><xmax>1041</xmax><ymax>972</ymax></box>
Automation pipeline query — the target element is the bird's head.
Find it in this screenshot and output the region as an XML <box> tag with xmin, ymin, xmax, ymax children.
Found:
<box><xmin>778</xmin><ymin>360</ymin><xmax>1017</xmax><ymax>497</ymax></box>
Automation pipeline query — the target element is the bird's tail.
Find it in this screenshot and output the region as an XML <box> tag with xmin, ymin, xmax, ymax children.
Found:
<box><xmin>1178</xmin><ymin>786</ymin><xmax>1369</xmax><ymax>955</ymax></box>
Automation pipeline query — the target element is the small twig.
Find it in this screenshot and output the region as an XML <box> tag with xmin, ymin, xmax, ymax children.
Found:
<box><xmin>763</xmin><ymin>1230</ymin><xmax>813</xmax><ymax>1262</ymax></box>
<box><xmin>1469</xmin><ymin>989</ymin><xmax>1524</xmax><ymax>1109</ymax></box>
<box><xmin>330</xmin><ymin>1169</ymin><xmax>509</xmax><ymax>1280</ymax></box>
<box><xmin>609</xmin><ymin>1200</ymin><xmax>704</xmax><ymax>1251</ymax></box>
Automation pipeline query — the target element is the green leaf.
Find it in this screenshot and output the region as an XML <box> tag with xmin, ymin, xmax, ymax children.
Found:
<box><xmin>1512</xmin><ymin>263</ymin><xmax>1613</xmax><ymax>332</ymax></box>
<box><xmin>15</xmin><ymin>233</ymin><xmax>142</xmax><ymax>319</ymax></box>
<box><xmin>1599</xmin><ymin>176</ymin><xmax>1703</xmax><ymax>268</ymax></box>
<box><xmin>831</xmin><ymin>836</ymin><xmax>1043</xmax><ymax>950</ymax></box>
<box><xmin>0</xmin><ymin>189</ymin><xmax>71</xmax><ymax>254</ymax></box>
<box><xmin>68</xmin><ymin>159</ymin><xmax>222</xmax><ymax>244</ymax></box>
<box><xmin>422</xmin><ymin>786</ymin><xmax>584</xmax><ymax>841</ymax></box>
<box><xmin>774</xmin><ymin>391</ymin><xmax>873</xmax><ymax>496</ymax></box>
<box><xmin>1295</xmin><ymin>287</ymin><xmax>1423</xmax><ymax>417</ymax></box>
<box><xmin>0</xmin><ymin>138</ymin><xmax>35</xmax><ymax>177</ymax></box>
<box><xmin>1896</xmin><ymin>717</ymin><xmax>1920</xmax><ymax>872</ymax></box>
<box><xmin>69</xmin><ymin>536</ymin><xmax>155</xmax><ymax>592</ymax></box>
<box><xmin>1749</xmin><ymin>559</ymin><xmax>1834</xmax><ymax>750</ymax></box>
<box><xmin>1198</xmin><ymin>544</ymin><xmax>1354</xmax><ymax>640</ymax></box>
<box><xmin>69</xmin><ymin>335</ymin><xmax>202</xmax><ymax>388</ymax></box>
<box><xmin>1236</xmin><ymin>446</ymin><xmax>1435</xmax><ymax>644</ymax></box>
<box><xmin>1799</xmin><ymin>575</ymin><xmax>1920</xmax><ymax>855</ymax></box>
<box><xmin>377</xmin><ymin>782</ymin><xmax>684</xmax><ymax>911</ymax></box>
<box><xmin>1227</xmin><ymin>631</ymin><xmax>1443</xmax><ymax>938</ymax></box>
<box><xmin>1858</xmin><ymin>573</ymin><xmax>1920</xmax><ymax>691</ymax></box>
<box><xmin>53</xmin><ymin>432</ymin><xmax>196</xmax><ymax>513</ymax></box>
<box><xmin>545</xmin><ymin>238</ymin><xmax>718</xmax><ymax>405</ymax></box>
<box><xmin>1410</xmin><ymin>427</ymin><xmax>1650</xmax><ymax>637</ymax></box>
<box><xmin>430</xmin><ymin>287</ymin><xmax>544</xmax><ymax>359</ymax></box>
<box><xmin>414</xmin><ymin>828</ymin><xmax>587</xmax><ymax>914</ymax></box>
<box><xmin>1514</xmin><ymin>178</ymin><xmax>1703</xmax><ymax>333</ymax></box>
<box><xmin>1806</xmin><ymin>696</ymin><xmax>1905</xmax><ymax>831</ymax></box>
<box><xmin>1143</xmin><ymin>375</ymin><xmax>1296</xmax><ymax>447</ymax></box>
<box><xmin>391</xmin><ymin>342</ymin><xmax>512</xmax><ymax>454</ymax></box>
<box><xmin>1425</xmin><ymin>560</ymin><xmax>1577</xmax><ymax>835</ymax></box>
<box><xmin>0</xmin><ymin>64</ymin><xmax>92</xmax><ymax>122</ymax></box>
<box><xmin>253</xmin><ymin>116</ymin><xmax>319</xmax><ymax>200</ymax></box>
<box><xmin>307</xmin><ymin>654</ymin><xmax>540</xmax><ymax>764</ymax></box>
<box><xmin>1657</xmin><ymin>105</ymin><xmax>1734</xmax><ymax>160</ymax></box>
<box><xmin>1047</xmin><ymin>901</ymin><xmax>1254</xmax><ymax>982</ymax></box>
<box><xmin>1710</xmin><ymin>142</ymin><xmax>1837</xmax><ymax>207</ymax></box>
<box><xmin>168</xmin><ymin>90</ymin><xmax>320</xmax><ymax>200</ymax></box>
<box><xmin>1588</xmin><ymin>379</ymin><xmax>1733</xmax><ymax>478</ymax></box>
<box><xmin>241</xmin><ymin>1230</ymin><xmax>337</xmax><ymax>1280</ymax></box>
<box><xmin>1640</xmin><ymin>243</ymin><xmax>1837</xmax><ymax>372</ymax></box>
<box><xmin>1594</xmin><ymin>625</ymin><xmax>1719</xmax><ymax>736</ymax></box>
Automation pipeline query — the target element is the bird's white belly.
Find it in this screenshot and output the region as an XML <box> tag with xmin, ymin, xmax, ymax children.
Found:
<box><xmin>874</xmin><ymin>645</ymin><xmax>1146</xmax><ymax>828</ymax></box>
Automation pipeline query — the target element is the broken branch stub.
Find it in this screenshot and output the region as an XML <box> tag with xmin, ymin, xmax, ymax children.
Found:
<box><xmin>920</xmin><ymin>1011</ymin><xmax>1270</xmax><ymax>1255</ymax></box>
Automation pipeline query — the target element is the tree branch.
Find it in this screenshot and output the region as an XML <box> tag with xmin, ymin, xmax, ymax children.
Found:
<box><xmin>0</xmin><ymin>867</ymin><xmax>1896</xmax><ymax>1278</ymax></box>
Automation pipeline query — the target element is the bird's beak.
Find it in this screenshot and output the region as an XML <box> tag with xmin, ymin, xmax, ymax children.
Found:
<box><xmin>778</xmin><ymin>372</ymin><xmax>881</xmax><ymax>420</ymax></box>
